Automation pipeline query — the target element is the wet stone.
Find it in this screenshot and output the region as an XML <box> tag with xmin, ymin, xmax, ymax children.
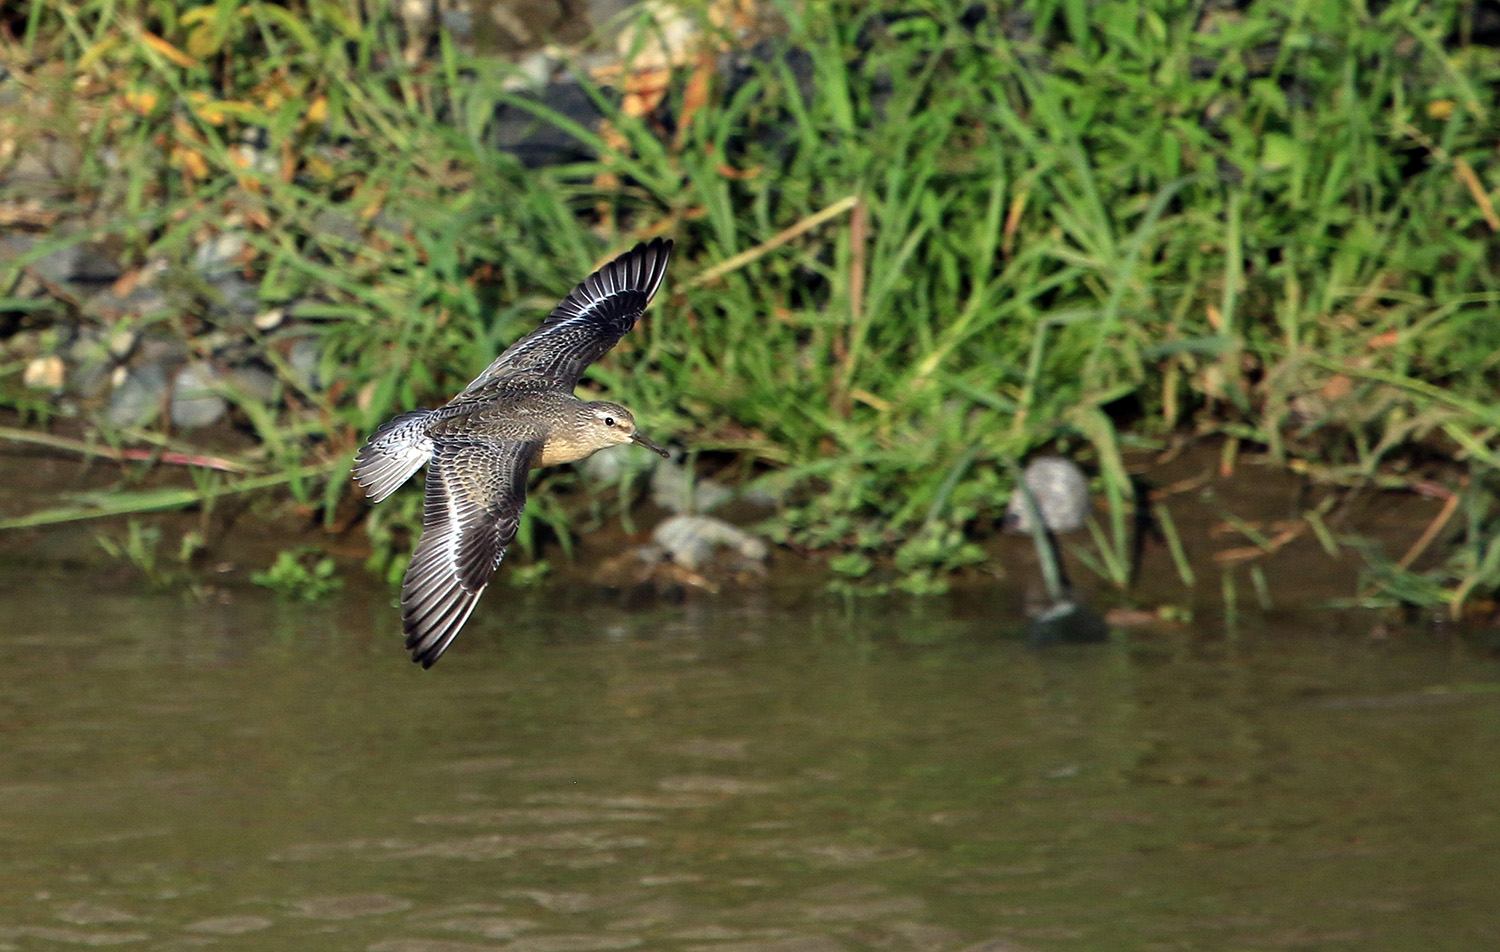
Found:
<box><xmin>181</xmin><ymin>916</ymin><xmax>274</xmax><ymax>935</ymax></box>
<box><xmin>170</xmin><ymin>362</ymin><xmax>227</xmax><ymax>429</ymax></box>
<box><xmin>289</xmin><ymin>893</ymin><xmax>413</xmax><ymax>919</ymax></box>
<box><xmin>106</xmin><ymin>364</ymin><xmax>167</xmax><ymax>427</ymax></box>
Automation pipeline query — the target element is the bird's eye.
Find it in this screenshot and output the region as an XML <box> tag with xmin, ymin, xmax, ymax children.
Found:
<box><xmin>603</xmin><ymin>416</ymin><xmax>616</xmax><ymax>427</ymax></box>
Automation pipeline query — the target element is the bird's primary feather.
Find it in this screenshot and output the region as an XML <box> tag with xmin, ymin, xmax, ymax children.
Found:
<box><xmin>461</xmin><ymin>237</ymin><xmax>673</xmax><ymax>394</ymax></box>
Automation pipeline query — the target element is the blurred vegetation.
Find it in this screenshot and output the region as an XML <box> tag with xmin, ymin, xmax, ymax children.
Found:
<box><xmin>3</xmin><ymin>0</ymin><xmax>1500</xmax><ymax>610</ymax></box>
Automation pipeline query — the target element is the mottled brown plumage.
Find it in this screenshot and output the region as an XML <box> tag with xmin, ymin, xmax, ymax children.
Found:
<box><xmin>353</xmin><ymin>239</ymin><xmax>673</xmax><ymax>667</ymax></box>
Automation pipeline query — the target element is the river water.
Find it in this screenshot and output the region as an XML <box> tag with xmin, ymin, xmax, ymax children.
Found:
<box><xmin>2</xmin><ymin>570</ymin><xmax>1498</xmax><ymax>950</ymax></box>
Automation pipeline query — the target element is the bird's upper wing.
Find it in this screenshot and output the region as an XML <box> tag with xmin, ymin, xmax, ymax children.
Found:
<box><xmin>459</xmin><ymin>238</ymin><xmax>672</xmax><ymax>394</ymax></box>
<box><xmin>400</xmin><ymin>438</ymin><xmax>539</xmax><ymax>668</ymax></box>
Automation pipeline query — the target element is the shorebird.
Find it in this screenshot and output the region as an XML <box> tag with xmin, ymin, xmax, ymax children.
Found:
<box><xmin>353</xmin><ymin>239</ymin><xmax>674</xmax><ymax>667</ymax></box>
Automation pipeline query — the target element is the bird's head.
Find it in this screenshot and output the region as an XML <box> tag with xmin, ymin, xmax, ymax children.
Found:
<box><xmin>585</xmin><ymin>402</ymin><xmax>668</xmax><ymax>457</ymax></box>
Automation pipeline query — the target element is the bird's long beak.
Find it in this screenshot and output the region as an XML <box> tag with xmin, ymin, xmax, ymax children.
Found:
<box><xmin>631</xmin><ymin>431</ymin><xmax>670</xmax><ymax>458</ymax></box>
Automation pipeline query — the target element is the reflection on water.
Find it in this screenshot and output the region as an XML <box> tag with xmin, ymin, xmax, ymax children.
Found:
<box><xmin>2</xmin><ymin>571</ymin><xmax>1499</xmax><ymax>951</ymax></box>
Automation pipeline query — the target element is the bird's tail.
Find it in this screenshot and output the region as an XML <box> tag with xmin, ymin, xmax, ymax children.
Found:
<box><xmin>353</xmin><ymin>410</ymin><xmax>436</xmax><ymax>503</ymax></box>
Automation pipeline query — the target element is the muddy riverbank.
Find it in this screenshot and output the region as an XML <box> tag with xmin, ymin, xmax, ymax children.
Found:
<box><xmin>0</xmin><ymin>424</ymin><xmax>1465</xmax><ymax>653</ymax></box>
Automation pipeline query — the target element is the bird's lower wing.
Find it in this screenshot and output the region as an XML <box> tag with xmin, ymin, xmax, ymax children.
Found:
<box><xmin>400</xmin><ymin>440</ymin><xmax>538</xmax><ymax>668</ymax></box>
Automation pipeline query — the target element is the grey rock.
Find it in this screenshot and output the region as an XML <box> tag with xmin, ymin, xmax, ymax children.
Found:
<box><xmin>287</xmin><ymin>336</ymin><xmax>324</xmax><ymax>390</ymax></box>
<box><xmin>193</xmin><ymin>231</ymin><xmax>246</xmax><ymax>275</ymax></box>
<box><xmin>170</xmin><ymin>361</ymin><xmax>228</xmax><ymax>428</ymax></box>
<box><xmin>440</xmin><ymin>7</ymin><xmax>475</xmax><ymax>40</ymax></box>
<box><xmin>578</xmin><ymin>440</ymin><xmax>662</xmax><ymax>484</ymax></box>
<box><xmin>70</xmin><ymin>241</ymin><xmax>124</xmax><ymax>283</ymax></box>
<box><xmin>653</xmin><ymin>515</ymin><xmax>767</xmax><ymax>571</ymax></box>
<box><xmin>65</xmin><ymin>329</ymin><xmax>115</xmax><ymax>399</ymax></box>
<box><xmin>650</xmin><ymin>456</ymin><xmax>731</xmax><ymax>514</ymax></box>
<box><xmin>107</xmin><ymin>327</ymin><xmax>139</xmax><ymax>360</ymax></box>
<box><xmin>107</xmin><ymin>364</ymin><xmax>168</xmax><ymax>427</ymax></box>
<box><xmin>68</xmin><ymin>358</ymin><xmax>113</xmax><ymax>400</ymax></box>
<box><xmin>311</xmin><ymin>209</ymin><xmax>362</xmax><ymax>244</ymax></box>
<box><xmin>9</xmin><ymin>235</ymin><xmax>121</xmax><ymax>285</ymax></box>
<box><xmin>223</xmin><ymin>364</ymin><xmax>278</xmax><ymax>403</ymax></box>
<box><xmin>0</xmin><ymin>138</ymin><xmax>80</xmax><ymax>187</ymax></box>
<box><xmin>80</xmin><ymin>283</ymin><xmax>170</xmax><ymax>323</ymax></box>
<box><xmin>6</xmin><ymin>236</ymin><xmax>67</xmax><ymax>285</ymax></box>
<box><xmin>206</xmin><ymin>274</ymin><xmax>261</xmax><ymax>322</ymax></box>
<box><xmin>135</xmin><ymin>334</ymin><xmax>189</xmax><ymax>369</ymax></box>
<box><xmin>1004</xmin><ymin>456</ymin><xmax>1091</xmax><ymax>534</ymax></box>
<box><xmin>516</xmin><ymin>50</ymin><xmax>559</xmax><ymax>86</ymax></box>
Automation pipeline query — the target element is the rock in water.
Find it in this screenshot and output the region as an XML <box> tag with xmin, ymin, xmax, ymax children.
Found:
<box><xmin>1004</xmin><ymin>456</ymin><xmax>1091</xmax><ymax>534</ymax></box>
<box><xmin>653</xmin><ymin>515</ymin><xmax>768</xmax><ymax>571</ymax></box>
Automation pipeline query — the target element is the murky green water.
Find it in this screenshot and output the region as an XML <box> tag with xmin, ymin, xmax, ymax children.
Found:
<box><xmin>3</xmin><ymin>572</ymin><xmax>1499</xmax><ymax>950</ymax></box>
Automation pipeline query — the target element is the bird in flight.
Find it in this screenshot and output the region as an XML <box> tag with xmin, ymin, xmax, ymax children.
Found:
<box><xmin>354</xmin><ymin>239</ymin><xmax>674</xmax><ymax>667</ymax></box>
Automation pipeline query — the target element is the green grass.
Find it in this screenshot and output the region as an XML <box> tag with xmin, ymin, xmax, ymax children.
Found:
<box><xmin>4</xmin><ymin>0</ymin><xmax>1500</xmax><ymax>608</ymax></box>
